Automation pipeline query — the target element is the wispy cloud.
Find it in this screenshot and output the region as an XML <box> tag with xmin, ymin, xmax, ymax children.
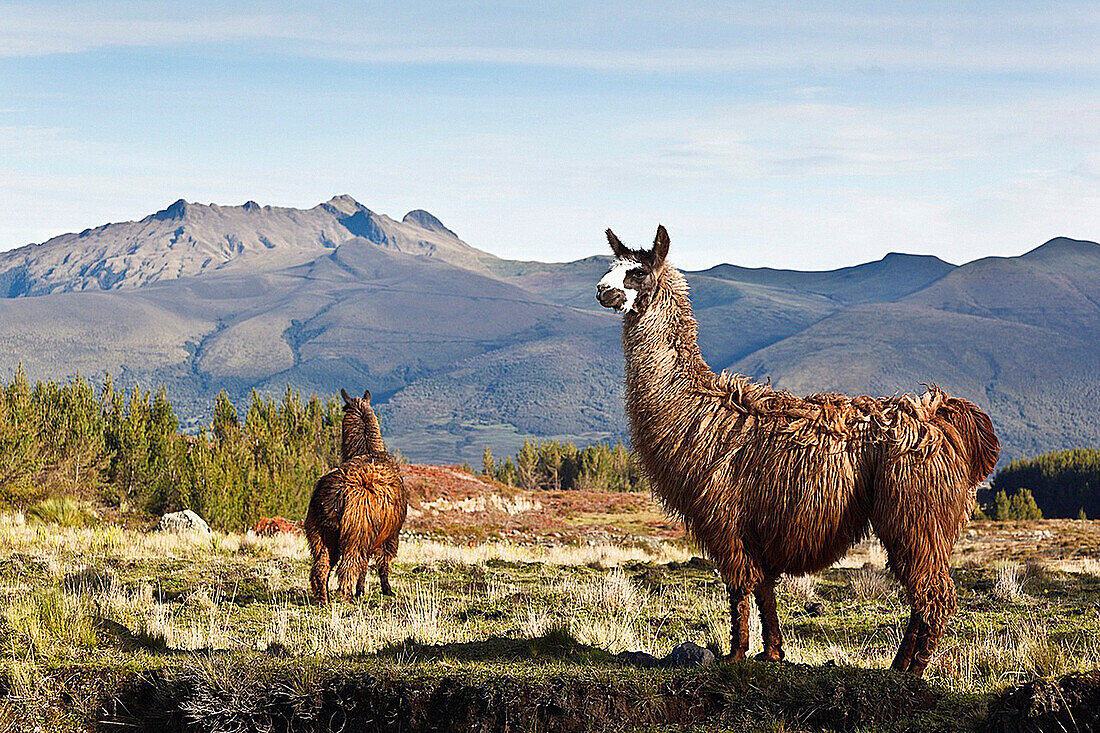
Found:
<box><xmin>651</xmin><ymin>97</ymin><xmax>1100</xmax><ymax>181</ymax></box>
<box><xmin>0</xmin><ymin>4</ymin><xmax>301</xmax><ymax>57</ymax></box>
<box><xmin>1</xmin><ymin>2</ymin><xmax>1097</xmax><ymax>268</ymax></box>
<box><xmin>2</xmin><ymin>2</ymin><xmax>1098</xmax><ymax>76</ymax></box>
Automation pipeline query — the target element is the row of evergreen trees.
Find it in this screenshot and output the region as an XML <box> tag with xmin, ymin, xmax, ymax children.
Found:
<box><xmin>990</xmin><ymin>448</ymin><xmax>1099</xmax><ymax>519</ymax></box>
<box><xmin>0</xmin><ymin>369</ymin><xmax>342</xmax><ymax>530</ymax></box>
<box><xmin>479</xmin><ymin>440</ymin><xmax>646</xmax><ymax>493</ymax></box>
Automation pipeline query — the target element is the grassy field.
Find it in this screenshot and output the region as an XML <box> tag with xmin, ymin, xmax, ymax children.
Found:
<box><xmin>2</xmin><ymin>469</ymin><xmax>1100</xmax><ymax>731</ymax></box>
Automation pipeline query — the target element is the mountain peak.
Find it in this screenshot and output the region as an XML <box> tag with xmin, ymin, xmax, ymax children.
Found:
<box><xmin>323</xmin><ymin>194</ymin><xmax>365</xmax><ymax>216</ymax></box>
<box><xmin>152</xmin><ymin>199</ymin><xmax>190</xmax><ymax>221</ymax></box>
<box><xmin>1021</xmin><ymin>237</ymin><xmax>1099</xmax><ymax>262</ymax></box>
<box><xmin>403</xmin><ymin>209</ymin><xmax>456</xmax><ymax>237</ymax></box>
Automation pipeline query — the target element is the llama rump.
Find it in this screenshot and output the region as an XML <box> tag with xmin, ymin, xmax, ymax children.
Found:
<box><xmin>304</xmin><ymin>388</ymin><xmax>407</xmax><ymax>603</ymax></box>
<box><xmin>596</xmin><ymin>226</ymin><xmax>999</xmax><ymax>676</ymax></box>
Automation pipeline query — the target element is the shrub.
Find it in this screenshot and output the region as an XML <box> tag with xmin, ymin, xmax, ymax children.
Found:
<box><xmin>848</xmin><ymin>565</ymin><xmax>894</xmax><ymax>602</ymax></box>
<box><xmin>26</xmin><ymin>496</ymin><xmax>97</xmax><ymax>527</ymax></box>
<box><xmin>992</xmin><ymin>562</ymin><xmax>1029</xmax><ymax>602</ymax></box>
<box><xmin>3</xmin><ymin>588</ymin><xmax>98</xmax><ymax>653</ymax></box>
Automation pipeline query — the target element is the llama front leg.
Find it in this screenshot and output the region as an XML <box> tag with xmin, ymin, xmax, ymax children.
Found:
<box><xmin>754</xmin><ymin>575</ymin><xmax>784</xmax><ymax>661</ymax></box>
<box><xmin>727</xmin><ymin>584</ymin><xmax>751</xmax><ymax>660</ymax></box>
<box><xmin>876</xmin><ymin>518</ymin><xmax>958</xmax><ymax>676</ymax></box>
<box><xmin>892</xmin><ymin>611</ymin><xmax>921</xmax><ymax>672</ymax></box>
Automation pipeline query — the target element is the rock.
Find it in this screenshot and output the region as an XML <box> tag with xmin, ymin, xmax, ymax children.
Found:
<box><xmin>155</xmin><ymin>509</ymin><xmax>211</xmax><ymax>536</ymax></box>
<box><xmin>661</xmin><ymin>642</ymin><xmax>716</xmax><ymax>668</ymax></box>
<box><xmin>253</xmin><ymin>516</ymin><xmax>302</xmax><ymax>536</ymax></box>
<box><xmin>615</xmin><ymin>650</ymin><xmax>660</xmax><ymax>667</ymax></box>
<box><xmin>805</xmin><ymin>601</ymin><xmax>825</xmax><ymax>616</ymax></box>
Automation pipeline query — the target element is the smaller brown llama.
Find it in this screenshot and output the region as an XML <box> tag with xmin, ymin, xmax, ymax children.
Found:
<box><xmin>596</xmin><ymin>226</ymin><xmax>999</xmax><ymax>676</ymax></box>
<box><xmin>304</xmin><ymin>388</ymin><xmax>408</xmax><ymax>603</ymax></box>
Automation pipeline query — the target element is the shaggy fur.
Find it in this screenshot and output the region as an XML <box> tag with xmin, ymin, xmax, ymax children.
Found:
<box><xmin>304</xmin><ymin>389</ymin><xmax>408</xmax><ymax>603</ymax></box>
<box><xmin>598</xmin><ymin>226</ymin><xmax>999</xmax><ymax>675</ymax></box>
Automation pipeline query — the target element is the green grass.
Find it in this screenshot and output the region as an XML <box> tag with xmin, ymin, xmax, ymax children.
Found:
<box><xmin>1</xmin><ymin>518</ymin><xmax>1099</xmax><ymax>731</ymax></box>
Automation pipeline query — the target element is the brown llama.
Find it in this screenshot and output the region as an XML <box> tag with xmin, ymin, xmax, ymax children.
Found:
<box><xmin>304</xmin><ymin>388</ymin><xmax>408</xmax><ymax>603</ymax></box>
<box><xmin>596</xmin><ymin>226</ymin><xmax>999</xmax><ymax>675</ymax></box>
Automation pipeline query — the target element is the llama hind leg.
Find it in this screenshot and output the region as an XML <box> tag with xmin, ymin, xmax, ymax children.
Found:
<box><xmin>907</xmin><ymin>567</ymin><xmax>956</xmax><ymax>675</ymax></box>
<box><xmin>378</xmin><ymin>534</ymin><xmax>398</xmax><ymax>597</ymax></box>
<box><xmin>754</xmin><ymin>575</ymin><xmax>784</xmax><ymax>661</ymax></box>
<box><xmin>726</xmin><ymin>584</ymin><xmax>752</xmax><ymax>660</ymax></box>
<box><xmin>355</xmin><ymin>564</ymin><xmax>369</xmax><ymax>599</ymax></box>
<box><xmin>336</xmin><ymin>552</ymin><xmax>362</xmax><ymax>603</ymax></box>
<box><xmin>876</xmin><ymin>528</ymin><xmax>957</xmax><ymax>675</ymax></box>
<box><xmin>307</xmin><ymin>530</ymin><xmax>334</xmax><ymax>605</ymax></box>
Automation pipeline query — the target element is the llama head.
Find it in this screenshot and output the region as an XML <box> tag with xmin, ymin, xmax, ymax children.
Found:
<box><xmin>342</xmin><ymin>387</ymin><xmax>372</xmax><ymax>408</ymax></box>
<box><xmin>596</xmin><ymin>225</ymin><xmax>670</xmax><ymax>314</ymax></box>
<box><xmin>341</xmin><ymin>388</ymin><xmax>374</xmax><ymax>420</ymax></box>
<box><xmin>340</xmin><ymin>387</ymin><xmax>385</xmax><ymax>458</ymax></box>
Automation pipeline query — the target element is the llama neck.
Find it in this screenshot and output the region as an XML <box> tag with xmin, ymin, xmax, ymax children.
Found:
<box><xmin>621</xmin><ymin>267</ymin><xmax>717</xmax><ymax>469</ymax></box>
<box><xmin>342</xmin><ymin>407</ymin><xmax>387</xmax><ymax>461</ymax></box>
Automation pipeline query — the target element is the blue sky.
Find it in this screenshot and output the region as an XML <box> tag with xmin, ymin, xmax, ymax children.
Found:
<box><xmin>1</xmin><ymin>2</ymin><xmax>1098</xmax><ymax>269</ymax></box>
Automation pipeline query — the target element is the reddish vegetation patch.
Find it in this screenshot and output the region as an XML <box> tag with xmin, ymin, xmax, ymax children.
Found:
<box><xmin>253</xmin><ymin>516</ymin><xmax>303</xmax><ymax>536</ymax></box>
<box><xmin>398</xmin><ymin>465</ymin><xmax>684</xmax><ymax>543</ymax></box>
<box><xmin>957</xmin><ymin>519</ymin><xmax>1100</xmax><ymax>563</ymax></box>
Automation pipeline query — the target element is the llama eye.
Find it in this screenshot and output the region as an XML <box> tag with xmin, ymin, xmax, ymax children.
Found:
<box><xmin>624</xmin><ymin>267</ymin><xmax>647</xmax><ymax>288</ymax></box>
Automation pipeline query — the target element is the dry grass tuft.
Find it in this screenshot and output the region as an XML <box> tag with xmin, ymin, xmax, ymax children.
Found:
<box><xmin>992</xmin><ymin>562</ymin><xmax>1030</xmax><ymax>602</ymax></box>
<box><xmin>400</xmin><ymin>538</ymin><xmax>689</xmax><ymax>567</ymax></box>
<box><xmin>848</xmin><ymin>565</ymin><xmax>895</xmax><ymax>602</ymax></box>
<box><xmin>778</xmin><ymin>574</ymin><xmax>817</xmax><ymax>602</ymax></box>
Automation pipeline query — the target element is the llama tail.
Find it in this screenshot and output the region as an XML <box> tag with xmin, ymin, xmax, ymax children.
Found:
<box><xmin>940</xmin><ymin>397</ymin><xmax>1000</xmax><ymax>485</ymax></box>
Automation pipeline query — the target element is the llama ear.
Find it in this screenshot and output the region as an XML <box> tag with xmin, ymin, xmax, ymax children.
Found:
<box><xmin>653</xmin><ymin>225</ymin><xmax>670</xmax><ymax>266</ymax></box>
<box><xmin>606</xmin><ymin>229</ymin><xmax>629</xmax><ymax>259</ymax></box>
<box><xmin>362</xmin><ymin>388</ymin><xmax>371</xmax><ymax>402</ymax></box>
<box><xmin>341</xmin><ymin>388</ymin><xmax>353</xmax><ymax>406</ymax></box>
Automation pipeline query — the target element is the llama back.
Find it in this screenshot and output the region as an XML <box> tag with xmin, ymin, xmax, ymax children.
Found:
<box><xmin>339</xmin><ymin>455</ymin><xmax>408</xmax><ymax>554</ymax></box>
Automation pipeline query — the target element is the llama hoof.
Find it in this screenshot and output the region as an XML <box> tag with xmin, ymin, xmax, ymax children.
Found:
<box><xmin>755</xmin><ymin>649</ymin><xmax>784</xmax><ymax>662</ymax></box>
<box><xmin>723</xmin><ymin>651</ymin><xmax>747</xmax><ymax>663</ymax></box>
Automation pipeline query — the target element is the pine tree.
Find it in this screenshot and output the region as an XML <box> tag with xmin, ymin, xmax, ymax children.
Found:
<box><xmin>481</xmin><ymin>445</ymin><xmax>495</xmax><ymax>477</ymax></box>
<box><xmin>1008</xmin><ymin>489</ymin><xmax>1043</xmax><ymax>520</ymax></box>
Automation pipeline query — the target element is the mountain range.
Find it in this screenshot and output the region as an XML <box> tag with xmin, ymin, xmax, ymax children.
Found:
<box><xmin>1</xmin><ymin>195</ymin><xmax>1097</xmax><ymax>465</ymax></box>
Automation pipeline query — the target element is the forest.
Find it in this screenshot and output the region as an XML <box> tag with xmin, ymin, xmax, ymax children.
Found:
<box><xmin>0</xmin><ymin>371</ymin><xmax>645</xmax><ymax>530</ymax></box>
<box><xmin>992</xmin><ymin>448</ymin><xmax>1100</xmax><ymax>519</ymax></box>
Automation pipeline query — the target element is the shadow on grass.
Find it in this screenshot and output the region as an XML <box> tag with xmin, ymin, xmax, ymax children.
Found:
<box><xmin>78</xmin><ymin>637</ymin><xmax>993</xmax><ymax>733</ymax></box>
<box><xmin>373</xmin><ymin>626</ymin><xmax>614</xmax><ymax>664</ymax></box>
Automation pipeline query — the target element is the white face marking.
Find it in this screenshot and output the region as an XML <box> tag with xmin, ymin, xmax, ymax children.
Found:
<box><xmin>597</xmin><ymin>258</ymin><xmax>640</xmax><ymax>313</ymax></box>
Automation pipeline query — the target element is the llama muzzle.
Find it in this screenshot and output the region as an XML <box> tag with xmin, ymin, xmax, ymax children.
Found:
<box><xmin>596</xmin><ymin>284</ymin><xmax>626</xmax><ymax>310</ymax></box>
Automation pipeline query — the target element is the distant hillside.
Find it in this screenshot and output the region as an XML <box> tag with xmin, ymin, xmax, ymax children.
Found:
<box><xmin>0</xmin><ymin>196</ymin><xmax>1097</xmax><ymax>464</ymax></box>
